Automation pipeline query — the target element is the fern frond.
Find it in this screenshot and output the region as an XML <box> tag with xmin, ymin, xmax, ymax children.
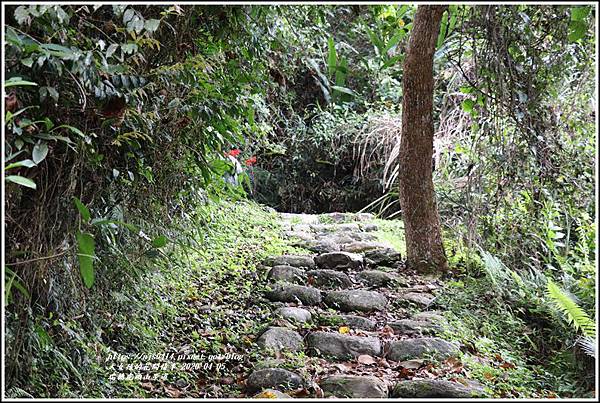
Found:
<box><xmin>546</xmin><ymin>279</ymin><xmax>596</xmax><ymax>339</ymax></box>
<box><xmin>577</xmin><ymin>336</ymin><xmax>596</xmax><ymax>358</ymax></box>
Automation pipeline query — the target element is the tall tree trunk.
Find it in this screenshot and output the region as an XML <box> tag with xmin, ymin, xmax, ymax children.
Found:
<box><xmin>398</xmin><ymin>5</ymin><xmax>448</xmax><ymax>273</ymax></box>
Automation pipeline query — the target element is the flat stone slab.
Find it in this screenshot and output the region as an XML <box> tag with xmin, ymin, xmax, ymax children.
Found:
<box><xmin>320</xmin><ymin>314</ymin><xmax>377</xmax><ymax>330</ymax></box>
<box><xmin>297</xmin><ymin>239</ymin><xmax>341</xmax><ymax>254</ymax></box>
<box><xmin>364</xmin><ymin>248</ymin><xmax>401</xmax><ymax>265</ymax></box>
<box><xmin>387</xmin><ymin>337</ymin><xmax>460</xmax><ymax>361</ymax></box>
<box><xmin>306</xmin><ymin>331</ymin><xmax>381</xmax><ymax>359</ymax></box>
<box><xmin>391</xmin><ymin>379</ymin><xmax>485</xmax><ymax>398</ymax></box>
<box><xmin>341</xmin><ymin>241</ymin><xmax>388</xmax><ymax>253</ymax></box>
<box><xmin>389</xmin><ymin>319</ymin><xmax>440</xmax><ymax>335</ymax></box>
<box><xmin>306</xmin><ymin>269</ymin><xmax>353</xmax><ymax>289</ymax></box>
<box><xmin>320</xmin><ymin>375</ymin><xmax>388</xmax><ymax>398</ymax></box>
<box><xmin>275</xmin><ymin>307</ymin><xmax>312</xmax><ymax>323</ymax></box>
<box><xmin>246</xmin><ymin>368</ymin><xmax>305</xmax><ymax>393</ymax></box>
<box><xmin>265</xmin><ymin>254</ymin><xmax>315</xmax><ymax>268</ymax></box>
<box><xmin>360</xmin><ymin>223</ymin><xmax>379</xmax><ymax>232</ymax></box>
<box><xmin>268</xmin><ymin>265</ymin><xmax>306</xmax><ymax>284</ymax></box>
<box><xmin>356</xmin><ymin>270</ymin><xmax>402</xmax><ymax>288</ymax></box>
<box><xmin>312</xmin><ymin>223</ymin><xmax>361</xmax><ymax>233</ymax></box>
<box><xmin>402</xmin><ymin>292</ymin><xmax>435</xmax><ymax>307</ymax></box>
<box><xmin>324</xmin><ymin>290</ymin><xmax>387</xmax><ymax>312</ymax></box>
<box><xmin>342</xmin><ymin>314</ymin><xmax>378</xmax><ymax>330</ymax></box>
<box><xmin>266</xmin><ymin>283</ymin><xmax>322</xmax><ymax>306</ymax></box>
<box><xmin>315</xmin><ymin>251</ymin><xmax>363</xmax><ymax>271</ymax></box>
<box><xmin>257</xmin><ymin>327</ymin><xmax>303</xmax><ymax>353</ymax></box>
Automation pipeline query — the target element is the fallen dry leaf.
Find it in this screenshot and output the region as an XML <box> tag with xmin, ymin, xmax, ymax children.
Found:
<box><xmin>338</xmin><ymin>326</ymin><xmax>350</xmax><ymax>334</ymax></box>
<box><xmin>399</xmin><ymin>359</ymin><xmax>424</xmax><ymax>369</ymax></box>
<box><xmin>357</xmin><ymin>354</ymin><xmax>376</xmax><ymax>365</ymax></box>
<box><xmin>500</xmin><ymin>361</ymin><xmax>516</xmax><ymax>369</ymax></box>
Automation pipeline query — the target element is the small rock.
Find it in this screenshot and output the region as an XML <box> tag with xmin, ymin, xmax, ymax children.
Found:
<box><xmin>246</xmin><ymin>368</ymin><xmax>305</xmax><ymax>393</ymax></box>
<box><xmin>298</xmin><ymin>239</ymin><xmax>341</xmax><ymax>254</ymax></box>
<box><xmin>387</xmin><ymin>337</ymin><xmax>460</xmax><ymax>361</ymax></box>
<box><xmin>306</xmin><ymin>269</ymin><xmax>353</xmax><ymax>289</ymax></box>
<box><xmin>265</xmin><ymin>255</ymin><xmax>315</xmax><ymax>268</ymax></box>
<box><xmin>342</xmin><ymin>315</ymin><xmax>377</xmax><ymax>330</ymax></box>
<box><xmin>257</xmin><ymin>327</ymin><xmax>303</xmax><ymax>353</ymax></box>
<box><xmin>324</xmin><ymin>290</ymin><xmax>387</xmax><ymax>312</ymax></box>
<box><xmin>253</xmin><ymin>389</ymin><xmax>291</xmax><ymax>398</ymax></box>
<box><xmin>275</xmin><ymin>307</ymin><xmax>312</xmax><ymax>323</ymax></box>
<box><xmin>402</xmin><ymin>292</ymin><xmax>435</xmax><ymax>307</ymax></box>
<box><xmin>356</xmin><ymin>270</ymin><xmax>401</xmax><ymax>288</ymax></box>
<box><xmin>320</xmin><ymin>375</ymin><xmax>388</xmax><ymax>398</ymax></box>
<box><xmin>266</xmin><ymin>283</ymin><xmax>322</xmax><ymax>306</ymax></box>
<box><xmin>361</xmin><ymin>223</ymin><xmax>379</xmax><ymax>232</ymax></box>
<box><xmin>319</xmin><ymin>314</ymin><xmax>377</xmax><ymax>330</ymax></box>
<box><xmin>391</xmin><ymin>379</ymin><xmax>485</xmax><ymax>398</ymax></box>
<box><xmin>268</xmin><ymin>265</ymin><xmax>306</xmax><ymax>284</ymax></box>
<box><xmin>364</xmin><ymin>248</ymin><xmax>401</xmax><ymax>265</ymax></box>
<box><xmin>341</xmin><ymin>241</ymin><xmax>388</xmax><ymax>253</ymax></box>
<box><xmin>325</xmin><ymin>234</ymin><xmax>357</xmax><ymax>245</ymax></box>
<box><xmin>389</xmin><ymin>319</ymin><xmax>440</xmax><ymax>335</ymax></box>
<box><xmin>306</xmin><ymin>331</ymin><xmax>381</xmax><ymax>359</ymax></box>
<box><xmin>314</xmin><ymin>251</ymin><xmax>363</xmax><ymax>271</ymax></box>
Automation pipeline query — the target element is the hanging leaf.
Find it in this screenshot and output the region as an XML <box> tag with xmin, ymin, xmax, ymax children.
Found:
<box><xmin>327</xmin><ymin>36</ymin><xmax>337</xmax><ymax>77</ymax></box>
<box><xmin>76</xmin><ymin>232</ymin><xmax>95</xmax><ymax>288</ymax></box>
<box><xmin>6</xmin><ymin>175</ymin><xmax>36</xmax><ymax>189</ymax></box>
<box><xmin>32</xmin><ymin>141</ymin><xmax>49</xmax><ymax>164</ymax></box>
<box><xmin>73</xmin><ymin>197</ymin><xmax>91</xmax><ymax>223</ymax></box>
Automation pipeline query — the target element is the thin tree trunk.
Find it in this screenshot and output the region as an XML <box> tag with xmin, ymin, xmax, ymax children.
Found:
<box><xmin>398</xmin><ymin>5</ymin><xmax>448</xmax><ymax>273</ymax></box>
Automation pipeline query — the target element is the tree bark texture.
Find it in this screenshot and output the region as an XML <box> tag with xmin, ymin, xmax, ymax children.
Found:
<box><xmin>398</xmin><ymin>5</ymin><xmax>449</xmax><ymax>272</ymax></box>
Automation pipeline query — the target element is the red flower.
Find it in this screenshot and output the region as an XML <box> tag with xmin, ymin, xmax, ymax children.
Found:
<box><xmin>245</xmin><ymin>156</ymin><xmax>257</xmax><ymax>166</ymax></box>
<box><xmin>226</xmin><ymin>149</ymin><xmax>241</xmax><ymax>157</ymax></box>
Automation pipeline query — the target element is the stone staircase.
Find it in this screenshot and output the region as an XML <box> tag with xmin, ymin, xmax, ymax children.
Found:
<box><xmin>245</xmin><ymin>212</ymin><xmax>485</xmax><ymax>398</ymax></box>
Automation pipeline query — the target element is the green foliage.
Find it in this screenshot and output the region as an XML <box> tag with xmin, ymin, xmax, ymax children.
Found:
<box><xmin>546</xmin><ymin>279</ymin><xmax>596</xmax><ymax>339</ymax></box>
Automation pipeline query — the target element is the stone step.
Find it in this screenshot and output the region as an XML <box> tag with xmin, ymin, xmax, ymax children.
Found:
<box><xmin>267</xmin><ymin>265</ymin><xmax>306</xmax><ymax>284</ymax></box>
<box><xmin>245</xmin><ymin>368</ymin><xmax>305</xmax><ymax>394</ymax></box>
<box><xmin>401</xmin><ymin>291</ymin><xmax>435</xmax><ymax>307</ymax></box>
<box><xmin>257</xmin><ymin>327</ymin><xmax>303</xmax><ymax>353</ymax></box>
<box><xmin>314</xmin><ymin>251</ymin><xmax>364</xmax><ymax>271</ymax></box>
<box><xmin>324</xmin><ymin>289</ymin><xmax>387</xmax><ymax>312</ymax></box>
<box><xmin>319</xmin><ymin>314</ymin><xmax>377</xmax><ymax>331</ymax></box>
<box><xmin>306</xmin><ymin>331</ymin><xmax>381</xmax><ymax>359</ymax></box>
<box><xmin>320</xmin><ymin>375</ymin><xmax>388</xmax><ymax>398</ymax></box>
<box><xmin>356</xmin><ymin>270</ymin><xmax>403</xmax><ymax>288</ymax></box>
<box><xmin>265</xmin><ymin>254</ymin><xmax>315</xmax><ymax>268</ymax></box>
<box><xmin>275</xmin><ymin>307</ymin><xmax>312</xmax><ymax>324</ymax></box>
<box><xmin>306</xmin><ymin>269</ymin><xmax>353</xmax><ymax>289</ymax></box>
<box><xmin>387</xmin><ymin>337</ymin><xmax>460</xmax><ymax>361</ymax></box>
<box><xmin>388</xmin><ymin>319</ymin><xmax>440</xmax><ymax>335</ymax></box>
<box><xmin>391</xmin><ymin>379</ymin><xmax>485</xmax><ymax>398</ymax></box>
<box><xmin>265</xmin><ymin>283</ymin><xmax>322</xmax><ymax>306</ymax></box>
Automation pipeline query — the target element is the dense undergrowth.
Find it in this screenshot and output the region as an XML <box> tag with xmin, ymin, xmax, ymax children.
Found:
<box><xmin>6</xmin><ymin>200</ymin><xmax>303</xmax><ymax>398</ymax></box>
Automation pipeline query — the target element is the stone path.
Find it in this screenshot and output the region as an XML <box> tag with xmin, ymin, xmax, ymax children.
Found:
<box><xmin>245</xmin><ymin>212</ymin><xmax>485</xmax><ymax>398</ymax></box>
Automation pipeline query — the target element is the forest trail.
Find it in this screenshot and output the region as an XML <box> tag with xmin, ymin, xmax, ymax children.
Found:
<box><xmin>243</xmin><ymin>212</ymin><xmax>485</xmax><ymax>398</ymax></box>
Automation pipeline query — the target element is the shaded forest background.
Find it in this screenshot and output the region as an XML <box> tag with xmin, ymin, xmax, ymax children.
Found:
<box><xmin>3</xmin><ymin>4</ymin><xmax>596</xmax><ymax>398</ymax></box>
